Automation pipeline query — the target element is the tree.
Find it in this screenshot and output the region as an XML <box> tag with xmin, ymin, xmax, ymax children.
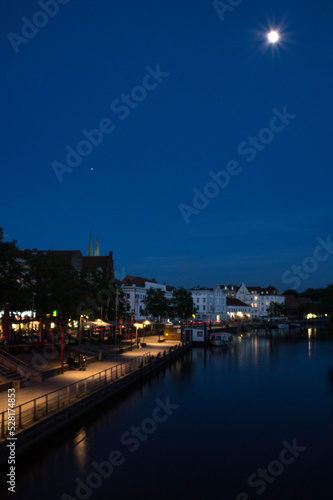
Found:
<box><xmin>25</xmin><ymin>250</ymin><xmax>80</xmax><ymax>322</ymax></box>
<box><xmin>319</xmin><ymin>284</ymin><xmax>333</xmax><ymax>316</ymax></box>
<box><xmin>145</xmin><ymin>288</ymin><xmax>171</xmax><ymax>320</ymax></box>
<box><xmin>282</xmin><ymin>289</ymin><xmax>299</xmax><ymax>297</ymax></box>
<box><xmin>0</xmin><ymin>228</ymin><xmax>29</xmax><ymax>311</ymax></box>
<box><xmin>171</xmin><ymin>287</ymin><xmax>194</xmax><ymax>320</ymax></box>
<box><xmin>267</xmin><ymin>301</ymin><xmax>287</xmax><ymax>318</ymax></box>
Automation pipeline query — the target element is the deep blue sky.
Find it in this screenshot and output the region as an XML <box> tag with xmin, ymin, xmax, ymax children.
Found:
<box><xmin>1</xmin><ymin>0</ymin><xmax>332</xmax><ymax>292</ymax></box>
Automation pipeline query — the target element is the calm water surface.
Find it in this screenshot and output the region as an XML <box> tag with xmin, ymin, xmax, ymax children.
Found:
<box><xmin>9</xmin><ymin>329</ymin><xmax>333</xmax><ymax>499</ymax></box>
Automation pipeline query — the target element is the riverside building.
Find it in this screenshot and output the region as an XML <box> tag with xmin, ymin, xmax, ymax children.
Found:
<box><xmin>121</xmin><ymin>275</ymin><xmax>174</xmax><ymax>322</ymax></box>
<box><xmin>188</xmin><ymin>285</ymin><xmax>228</xmax><ymax>322</ymax></box>
<box><xmin>236</xmin><ymin>283</ymin><xmax>285</xmax><ymax>318</ymax></box>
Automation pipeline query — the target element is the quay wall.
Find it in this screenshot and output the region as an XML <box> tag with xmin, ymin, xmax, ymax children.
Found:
<box><xmin>0</xmin><ymin>343</ymin><xmax>191</xmax><ymax>467</ymax></box>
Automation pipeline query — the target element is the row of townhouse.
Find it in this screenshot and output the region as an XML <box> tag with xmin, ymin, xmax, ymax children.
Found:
<box><xmin>19</xmin><ymin>237</ymin><xmax>285</xmax><ymax>323</ymax></box>
<box><xmin>119</xmin><ymin>278</ymin><xmax>285</xmax><ymax>322</ymax></box>
<box><xmin>188</xmin><ymin>283</ymin><xmax>285</xmax><ymax>321</ymax></box>
<box><xmin>120</xmin><ymin>279</ymin><xmax>250</xmax><ymax>323</ymax></box>
<box><xmin>188</xmin><ymin>285</ymin><xmax>252</xmax><ymax>322</ymax></box>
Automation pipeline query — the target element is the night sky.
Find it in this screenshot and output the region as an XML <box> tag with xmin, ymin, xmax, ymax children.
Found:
<box><xmin>1</xmin><ymin>0</ymin><xmax>332</xmax><ymax>292</ymax></box>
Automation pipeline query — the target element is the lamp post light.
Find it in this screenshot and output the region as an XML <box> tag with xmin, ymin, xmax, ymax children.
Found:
<box><xmin>115</xmin><ymin>286</ymin><xmax>118</xmax><ymax>352</ymax></box>
<box><xmin>60</xmin><ymin>325</ymin><xmax>64</xmax><ymax>374</ymax></box>
<box><xmin>78</xmin><ymin>314</ymin><xmax>83</xmax><ymax>367</ymax></box>
<box><xmin>142</xmin><ymin>320</ymin><xmax>150</xmax><ymax>347</ymax></box>
<box><xmin>134</xmin><ymin>323</ymin><xmax>143</xmax><ymax>349</ymax></box>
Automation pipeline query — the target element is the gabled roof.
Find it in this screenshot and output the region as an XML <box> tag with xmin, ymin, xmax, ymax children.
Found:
<box><xmin>122</xmin><ymin>275</ymin><xmax>176</xmax><ymax>290</ymax></box>
<box><xmin>122</xmin><ymin>275</ymin><xmax>158</xmax><ymax>287</ymax></box>
<box><xmin>260</xmin><ymin>285</ymin><xmax>281</xmax><ymax>295</ymax></box>
<box><xmin>237</xmin><ymin>284</ymin><xmax>282</xmax><ymax>295</ymax></box>
<box><xmin>236</xmin><ymin>284</ymin><xmax>261</xmax><ymax>293</ymax></box>
<box><xmin>227</xmin><ymin>297</ymin><xmax>251</xmax><ymax>307</ymax></box>
<box><xmin>246</xmin><ymin>286</ymin><xmax>262</xmax><ymax>293</ymax></box>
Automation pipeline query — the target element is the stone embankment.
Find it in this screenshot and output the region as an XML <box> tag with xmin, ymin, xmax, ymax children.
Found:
<box><xmin>0</xmin><ymin>340</ymin><xmax>191</xmax><ymax>466</ymax></box>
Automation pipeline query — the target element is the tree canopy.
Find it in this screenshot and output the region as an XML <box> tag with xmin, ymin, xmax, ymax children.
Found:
<box><xmin>267</xmin><ymin>301</ymin><xmax>287</xmax><ymax>317</ymax></box>
<box><xmin>145</xmin><ymin>288</ymin><xmax>171</xmax><ymax>320</ymax></box>
<box><xmin>0</xmin><ymin>229</ymin><xmax>125</xmax><ymax>323</ymax></box>
<box><xmin>171</xmin><ymin>287</ymin><xmax>194</xmax><ymax>320</ymax></box>
<box><xmin>0</xmin><ymin>228</ymin><xmax>28</xmax><ymax>310</ymax></box>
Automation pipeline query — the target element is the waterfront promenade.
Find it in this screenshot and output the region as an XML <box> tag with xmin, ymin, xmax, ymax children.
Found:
<box><xmin>0</xmin><ymin>336</ymin><xmax>180</xmax><ymax>413</ymax></box>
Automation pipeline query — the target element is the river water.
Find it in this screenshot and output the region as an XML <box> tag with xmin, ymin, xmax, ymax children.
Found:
<box><xmin>9</xmin><ymin>328</ymin><xmax>333</xmax><ymax>499</ymax></box>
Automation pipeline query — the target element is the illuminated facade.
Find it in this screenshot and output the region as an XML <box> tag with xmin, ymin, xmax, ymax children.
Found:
<box><xmin>188</xmin><ymin>285</ymin><xmax>227</xmax><ymax>322</ymax></box>
<box><xmin>226</xmin><ymin>297</ymin><xmax>252</xmax><ymax>319</ymax></box>
<box><xmin>236</xmin><ymin>283</ymin><xmax>285</xmax><ymax>318</ymax></box>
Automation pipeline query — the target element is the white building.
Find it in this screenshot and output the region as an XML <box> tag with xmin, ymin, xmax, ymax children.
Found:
<box><xmin>236</xmin><ymin>283</ymin><xmax>285</xmax><ymax>318</ymax></box>
<box><xmin>188</xmin><ymin>285</ymin><xmax>227</xmax><ymax>322</ymax></box>
<box><xmin>226</xmin><ymin>297</ymin><xmax>252</xmax><ymax>319</ymax></box>
<box><xmin>121</xmin><ymin>275</ymin><xmax>174</xmax><ymax>322</ymax></box>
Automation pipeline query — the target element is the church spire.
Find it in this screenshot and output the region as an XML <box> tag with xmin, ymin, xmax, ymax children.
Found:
<box><xmin>87</xmin><ymin>231</ymin><xmax>93</xmax><ymax>256</ymax></box>
<box><xmin>95</xmin><ymin>234</ymin><xmax>100</xmax><ymax>256</ymax></box>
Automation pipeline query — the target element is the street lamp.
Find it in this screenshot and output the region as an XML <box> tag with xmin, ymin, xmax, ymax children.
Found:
<box><xmin>134</xmin><ymin>323</ymin><xmax>143</xmax><ymax>349</ymax></box>
<box><xmin>115</xmin><ymin>285</ymin><xmax>119</xmax><ymax>352</ymax></box>
<box><xmin>142</xmin><ymin>320</ymin><xmax>150</xmax><ymax>347</ymax></box>
<box><xmin>78</xmin><ymin>314</ymin><xmax>83</xmax><ymax>367</ymax></box>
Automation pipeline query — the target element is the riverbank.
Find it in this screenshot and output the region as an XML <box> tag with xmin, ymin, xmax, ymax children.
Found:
<box><xmin>0</xmin><ymin>338</ymin><xmax>191</xmax><ymax>467</ymax></box>
<box><xmin>6</xmin><ymin>330</ymin><xmax>333</xmax><ymax>500</ymax></box>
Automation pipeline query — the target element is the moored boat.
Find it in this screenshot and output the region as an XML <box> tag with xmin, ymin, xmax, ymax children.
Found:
<box><xmin>209</xmin><ymin>332</ymin><xmax>233</xmax><ymax>347</ymax></box>
<box><xmin>277</xmin><ymin>324</ymin><xmax>289</xmax><ymax>329</ymax></box>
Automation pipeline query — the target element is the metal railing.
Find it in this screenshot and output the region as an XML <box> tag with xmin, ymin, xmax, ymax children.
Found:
<box><xmin>0</xmin><ymin>348</ymin><xmax>30</xmax><ymax>368</ymax></box>
<box><xmin>0</xmin><ymin>341</ymin><xmax>191</xmax><ymax>439</ymax></box>
<box><xmin>0</xmin><ymin>352</ymin><xmax>151</xmax><ymax>438</ymax></box>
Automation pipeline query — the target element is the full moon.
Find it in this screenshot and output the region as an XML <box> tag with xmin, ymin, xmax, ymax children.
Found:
<box><xmin>267</xmin><ymin>30</ymin><xmax>280</xmax><ymax>43</ymax></box>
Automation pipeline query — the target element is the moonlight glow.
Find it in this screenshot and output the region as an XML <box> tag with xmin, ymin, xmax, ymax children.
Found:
<box><xmin>267</xmin><ymin>30</ymin><xmax>280</xmax><ymax>43</ymax></box>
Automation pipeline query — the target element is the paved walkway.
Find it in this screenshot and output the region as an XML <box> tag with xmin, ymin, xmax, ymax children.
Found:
<box><xmin>0</xmin><ymin>337</ymin><xmax>179</xmax><ymax>412</ymax></box>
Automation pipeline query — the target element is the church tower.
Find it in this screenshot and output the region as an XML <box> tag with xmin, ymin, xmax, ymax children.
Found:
<box><xmin>87</xmin><ymin>231</ymin><xmax>93</xmax><ymax>256</ymax></box>
<box><xmin>95</xmin><ymin>235</ymin><xmax>100</xmax><ymax>256</ymax></box>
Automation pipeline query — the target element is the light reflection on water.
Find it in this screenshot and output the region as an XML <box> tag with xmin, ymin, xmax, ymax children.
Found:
<box><xmin>8</xmin><ymin>328</ymin><xmax>333</xmax><ymax>500</ymax></box>
<box><xmin>73</xmin><ymin>428</ymin><xmax>88</xmax><ymax>472</ymax></box>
